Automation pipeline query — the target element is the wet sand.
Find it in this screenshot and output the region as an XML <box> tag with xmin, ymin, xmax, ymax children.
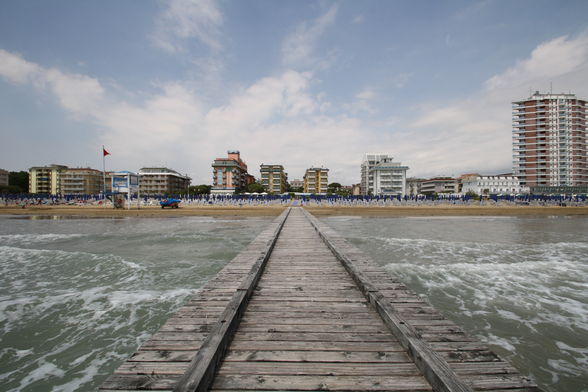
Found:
<box><xmin>1</xmin><ymin>204</ymin><xmax>587</xmax><ymax>218</ymax></box>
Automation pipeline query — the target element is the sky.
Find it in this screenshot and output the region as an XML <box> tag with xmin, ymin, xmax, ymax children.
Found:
<box><xmin>1</xmin><ymin>0</ymin><xmax>588</xmax><ymax>185</ymax></box>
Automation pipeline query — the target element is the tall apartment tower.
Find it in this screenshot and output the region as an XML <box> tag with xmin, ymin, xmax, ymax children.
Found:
<box><xmin>361</xmin><ymin>154</ymin><xmax>409</xmax><ymax>196</ymax></box>
<box><xmin>512</xmin><ymin>92</ymin><xmax>587</xmax><ymax>188</ymax></box>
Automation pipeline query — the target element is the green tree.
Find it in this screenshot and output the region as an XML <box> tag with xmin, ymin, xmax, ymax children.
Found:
<box><xmin>328</xmin><ymin>182</ymin><xmax>342</xmax><ymax>191</ymax></box>
<box><xmin>9</xmin><ymin>171</ymin><xmax>28</xmax><ymax>193</ymax></box>
<box><xmin>0</xmin><ymin>185</ymin><xmax>23</xmax><ymax>194</ymax></box>
<box><xmin>188</xmin><ymin>184</ymin><xmax>212</xmax><ymax>195</ymax></box>
<box><xmin>465</xmin><ymin>191</ymin><xmax>479</xmax><ymax>200</ymax></box>
<box><xmin>246</xmin><ymin>183</ymin><xmax>265</xmax><ymax>193</ymax></box>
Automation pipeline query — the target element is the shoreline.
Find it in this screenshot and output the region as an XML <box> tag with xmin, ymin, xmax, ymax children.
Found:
<box><xmin>1</xmin><ymin>205</ymin><xmax>588</xmax><ymax>218</ymax></box>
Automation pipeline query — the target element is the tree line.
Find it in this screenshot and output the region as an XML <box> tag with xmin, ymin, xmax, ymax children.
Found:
<box><xmin>0</xmin><ymin>171</ymin><xmax>29</xmax><ymax>194</ymax></box>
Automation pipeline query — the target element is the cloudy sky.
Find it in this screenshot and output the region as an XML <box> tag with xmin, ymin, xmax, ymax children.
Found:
<box><xmin>1</xmin><ymin>0</ymin><xmax>588</xmax><ymax>185</ymax></box>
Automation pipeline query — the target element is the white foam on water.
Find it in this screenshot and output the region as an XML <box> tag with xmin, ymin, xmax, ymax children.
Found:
<box><xmin>107</xmin><ymin>288</ymin><xmax>193</xmax><ymax>307</ymax></box>
<box><xmin>14</xmin><ymin>359</ymin><xmax>65</xmax><ymax>391</ymax></box>
<box><xmin>0</xmin><ymin>233</ymin><xmax>85</xmax><ymax>246</ymax></box>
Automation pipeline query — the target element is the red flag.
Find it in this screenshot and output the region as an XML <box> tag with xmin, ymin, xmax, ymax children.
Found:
<box><xmin>103</xmin><ymin>147</ymin><xmax>110</xmax><ymax>157</ymax></box>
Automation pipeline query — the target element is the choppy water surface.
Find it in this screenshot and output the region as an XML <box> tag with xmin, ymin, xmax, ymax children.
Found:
<box><xmin>0</xmin><ymin>215</ymin><xmax>270</xmax><ymax>392</ymax></box>
<box><xmin>324</xmin><ymin>215</ymin><xmax>588</xmax><ymax>392</ymax></box>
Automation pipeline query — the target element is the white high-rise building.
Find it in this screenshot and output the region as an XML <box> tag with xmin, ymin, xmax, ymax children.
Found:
<box><xmin>361</xmin><ymin>154</ymin><xmax>409</xmax><ymax>196</ymax></box>
<box><xmin>512</xmin><ymin>91</ymin><xmax>587</xmax><ymax>188</ymax></box>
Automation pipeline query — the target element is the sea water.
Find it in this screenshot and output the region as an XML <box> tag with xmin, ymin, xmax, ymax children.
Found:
<box><xmin>0</xmin><ymin>215</ymin><xmax>271</xmax><ymax>392</ymax></box>
<box><xmin>1</xmin><ymin>215</ymin><xmax>587</xmax><ymax>392</ymax></box>
<box><xmin>324</xmin><ymin>215</ymin><xmax>588</xmax><ymax>392</ymax></box>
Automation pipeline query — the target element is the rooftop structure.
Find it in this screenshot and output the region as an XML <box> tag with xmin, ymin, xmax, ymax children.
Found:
<box><xmin>512</xmin><ymin>91</ymin><xmax>587</xmax><ymax>188</ymax></box>
<box><xmin>361</xmin><ymin>154</ymin><xmax>409</xmax><ymax>196</ymax></box>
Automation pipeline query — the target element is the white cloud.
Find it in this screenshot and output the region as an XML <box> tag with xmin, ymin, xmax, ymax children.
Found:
<box><xmin>391</xmin><ymin>72</ymin><xmax>413</xmax><ymax>89</ymax></box>
<box><xmin>0</xmin><ymin>49</ymin><xmax>373</xmax><ymax>183</ymax></box>
<box><xmin>485</xmin><ymin>34</ymin><xmax>588</xmax><ymax>91</ymax></box>
<box><xmin>152</xmin><ymin>0</ymin><xmax>223</xmax><ymax>53</ymax></box>
<box><xmin>0</xmin><ymin>49</ymin><xmax>41</xmax><ymax>84</ymax></box>
<box><xmin>0</xmin><ymin>49</ymin><xmax>105</xmax><ymax>115</ymax></box>
<box><xmin>352</xmin><ymin>15</ymin><xmax>365</xmax><ymax>24</ymax></box>
<box><xmin>281</xmin><ymin>5</ymin><xmax>338</xmax><ymax>69</ymax></box>
<box><xmin>356</xmin><ymin>88</ymin><xmax>375</xmax><ymax>101</ymax></box>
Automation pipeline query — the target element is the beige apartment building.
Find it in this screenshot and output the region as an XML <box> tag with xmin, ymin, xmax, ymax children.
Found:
<box><xmin>303</xmin><ymin>167</ymin><xmax>329</xmax><ymax>194</ymax></box>
<box><xmin>289</xmin><ymin>179</ymin><xmax>304</xmax><ymax>189</ymax></box>
<box><xmin>30</xmin><ymin>165</ymin><xmax>106</xmax><ymax>195</ymax></box>
<box><xmin>260</xmin><ymin>164</ymin><xmax>288</xmax><ymax>194</ymax></box>
<box><xmin>62</xmin><ymin>168</ymin><xmax>104</xmax><ymax>195</ymax></box>
<box><xmin>420</xmin><ymin>177</ymin><xmax>458</xmax><ymax>194</ymax></box>
<box><xmin>139</xmin><ymin>167</ymin><xmax>191</xmax><ymax>195</ymax></box>
<box><xmin>29</xmin><ymin>165</ymin><xmax>68</xmax><ymax>194</ymax></box>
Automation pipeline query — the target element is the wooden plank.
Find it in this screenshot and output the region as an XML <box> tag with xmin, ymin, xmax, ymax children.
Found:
<box><xmin>227</xmin><ymin>340</ymin><xmax>404</xmax><ymax>352</ymax></box>
<box><xmin>115</xmin><ymin>362</ymin><xmax>189</xmax><ymax>375</ymax></box>
<box><xmin>129</xmin><ymin>350</ymin><xmax>196</xmax><ymax>362</ymax></box>
<box><xmin>101</xmin><ymin>375</ymin><xmax>181</xmax><ymax>390</ymax></box>
<box><xmin>237</xmin><ymin>323</ymin><xmax>388</xmax><ymax>333</ymax></box>
<box><xmin>216</xmin><ymin>362</ymin><xmax>422</xmax><ymax>376</ymax></box>
<box><xmin>211</xmin><ymin>375</ymin><xmax>432</xmax><ymax>391</ymax></box>
<box><xmin>231</xmin><ymin>332</ymin><xmax>396</xmax><ymax>342</ymax></box>
<box><xmin>222</xmin><ymin>350</ymin><xmax>410</xmax><ymax>363</ymax></box>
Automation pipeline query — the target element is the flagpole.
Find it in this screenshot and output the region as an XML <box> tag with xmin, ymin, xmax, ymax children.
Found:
<box><xmin>102</xmin><ymin>146</ymin><xmax>107</xmax><ymax>208</ymax></box>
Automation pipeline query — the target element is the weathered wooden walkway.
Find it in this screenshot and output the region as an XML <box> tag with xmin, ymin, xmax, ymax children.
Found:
<box><xmin>101</xmin><ymin>207</ymin><xmax>540</xmax><ymax>392</ymax></box>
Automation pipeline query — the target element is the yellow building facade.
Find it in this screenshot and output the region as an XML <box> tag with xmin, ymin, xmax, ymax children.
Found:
<box><xmin>303</xmin><ymin>167</ymin><xmax>329</xmax><ymax>194</ymax></box>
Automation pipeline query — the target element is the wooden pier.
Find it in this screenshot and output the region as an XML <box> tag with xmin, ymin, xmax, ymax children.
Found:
<box><xmin>101</xmin><ymin>207</ymin><xmax>540</xmax><ymax>392</ymax></box>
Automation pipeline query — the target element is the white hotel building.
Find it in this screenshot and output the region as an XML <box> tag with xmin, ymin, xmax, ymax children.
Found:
<box><xmin>361</xmin><ymin>154</ymin><xmax>409</xmax><ymax>196</ymax></box>
<box><xmin>461</xmin><ymin>174</ymin><xmax>528</xmax><ymax>195</ymax></box>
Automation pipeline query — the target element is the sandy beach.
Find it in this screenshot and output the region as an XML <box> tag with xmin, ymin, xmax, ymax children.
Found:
<box><xmin>1</xmin><ymin>204</ymin><xmax>588</xmax><ymax>218</ymax></box>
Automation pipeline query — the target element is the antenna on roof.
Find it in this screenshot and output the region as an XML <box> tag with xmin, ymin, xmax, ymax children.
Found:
<box><xmin>550</xmin><ymin>81</ymin><xmax>552</xmax><ymax>94</ymax></box>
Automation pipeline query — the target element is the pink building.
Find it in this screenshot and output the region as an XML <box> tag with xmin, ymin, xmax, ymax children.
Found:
<box><xmin>211</xmin><ymin>150</ymin><xmax>251</xmax><ymax>194</ymax></box>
